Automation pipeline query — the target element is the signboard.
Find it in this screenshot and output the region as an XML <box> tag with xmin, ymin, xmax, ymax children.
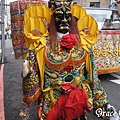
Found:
<box><xmin>93</xmin><ymin>30</ymin><xmax>120</xmax><ymax>74</ymax></box>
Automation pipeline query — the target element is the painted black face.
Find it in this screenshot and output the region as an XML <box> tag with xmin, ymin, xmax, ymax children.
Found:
<box><xmin>54</xmin><ymin>2</ymin><xmax>72</xmax><ymax>34</ymax></box>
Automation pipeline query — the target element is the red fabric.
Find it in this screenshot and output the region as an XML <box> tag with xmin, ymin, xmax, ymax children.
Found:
<box><xmin>117</xmin><ymin>1</ymin><xmax>120</xmax><ymax>4</ymax></box>
<box><xmin>60</xmin><ymin>34</ymin><xmax>77</xmax><ymax>50</ymax></box>
<box><xmin>46</xmin><ymin>83</ymin><xmax>90</xmax><ymax>120</ymax></box>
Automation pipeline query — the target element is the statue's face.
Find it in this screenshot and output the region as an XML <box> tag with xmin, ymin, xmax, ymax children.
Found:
<box><xmin>54</xmin><ymin>2</ymin><xmax>72</xmax><ymax>34</ymax></box>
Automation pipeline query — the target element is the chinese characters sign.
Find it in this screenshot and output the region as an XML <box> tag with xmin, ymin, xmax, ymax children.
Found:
<box><xmin>93</xmin><ymin>30</ymin><xmax>120</xmax><ymax>74</ymax></box>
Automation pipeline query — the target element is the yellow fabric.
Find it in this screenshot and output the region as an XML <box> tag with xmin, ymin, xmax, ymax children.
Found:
<box><xmin>24</xmin><ymin>8</ymin><xmax>56</xmax><ymax>104</ymax></box>
<box><xmin>82</xmin><ymin>83</ymin><xmax>93</xmax><ymax>105</ymax></box>
<box><xmin>86</xmin><ymin>53</ymin><xmax>93</xmax><ymax>82</ymax></box>
<box><xmin>24</xmin><ymin>17</ymin><xmax>48</xmax><ymax>91</ymax></box>
<box><xmin>77</xmin><ymin>15</ymin><xmax>98</xmax><ymax>50</ymax></box>
<box><xmin>24</xmin><ymin>4</ymin><xmax>52</xmax><ymax>91</ymax></box>
<box><xmin>71</xmin><ymin>5</ymin><xmax>98</xmax><ymax>79</ymax></box>
<box><xmin>71</xmin><ymin>4</ymin><xmax>88</xmax><ymax>19</ymax></box>
<box><xmin>97</xmin><ymin>66</ymin><xmax>120</xmax><ymax>75</ymax></box>
<box><xmin>71</xmin><ymin>4</ymin><xmax>98</xmax><ymax>50</ymax></box>
<box><xmin>24</xmin><ymin>5</ymin><xmax>52</xmax><ymax>24</ymax></box>
<box><xmin>76</xmin><ymin>15</ymin><xmax>98</xmax><ymax>81</ymax></box>
<box><xmin>24</xmin><ymin>17</ymin><xmax>47</xmax><ymax>48</ymax></box>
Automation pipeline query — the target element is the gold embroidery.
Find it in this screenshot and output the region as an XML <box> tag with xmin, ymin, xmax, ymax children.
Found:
<box><xmin>44</xmin><ymin>48</ymin><xmax>87</xmax><ymax>71</ymax></box>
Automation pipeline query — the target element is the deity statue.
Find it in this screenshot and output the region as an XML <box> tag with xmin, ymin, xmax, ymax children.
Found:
<box><xmin>19</xmin><ymin>0</ymin><xmax>119</xmax><ymax>120</ymax></box>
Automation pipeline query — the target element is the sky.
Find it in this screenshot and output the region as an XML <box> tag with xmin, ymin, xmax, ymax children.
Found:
<box><xmin>7</xmin><ymin>0</ymin><xmax>17</xmax><ymax>4</ymax></box>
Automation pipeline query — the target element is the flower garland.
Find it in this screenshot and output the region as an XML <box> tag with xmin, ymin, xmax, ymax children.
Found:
<box><xmin>60</xmin><ymin>34</ymin><xmax>77</xmax><ymax>50</ymax></box>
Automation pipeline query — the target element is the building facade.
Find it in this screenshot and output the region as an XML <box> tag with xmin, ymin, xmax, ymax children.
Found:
<box><xmin>75</xmin><ymin>0</ymin><xmax>120</xmax><ymax>12</ymax></box>
<box><xmin>75</xmin><ymin>0</ymin><xmax>110</xmax><ymax>8</ymax></box>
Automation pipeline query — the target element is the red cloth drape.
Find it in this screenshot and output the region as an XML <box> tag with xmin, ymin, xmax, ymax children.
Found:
<box><xmin>46</xmin><ymin>83</ymin><xmax>90</xmax><ymax>120</ymax></box>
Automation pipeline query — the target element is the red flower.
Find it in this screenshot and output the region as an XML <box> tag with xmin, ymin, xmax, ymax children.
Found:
<box><xmin>60</xmin><ymin>34</ymin><xmax>77</xmax><ymax>50</ymax></box>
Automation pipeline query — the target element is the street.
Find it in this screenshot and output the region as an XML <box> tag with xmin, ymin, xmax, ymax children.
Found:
<box><xmin>1</xmin><ymin>39</ymin><xmax>120</xmax><ymax>120</ymax></box>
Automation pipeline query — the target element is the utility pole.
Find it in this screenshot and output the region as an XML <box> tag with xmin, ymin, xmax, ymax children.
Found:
<box><xmin>0</xmin><ymin>0</ymin><xmax>7</xmax><ymax>63</ymax></box>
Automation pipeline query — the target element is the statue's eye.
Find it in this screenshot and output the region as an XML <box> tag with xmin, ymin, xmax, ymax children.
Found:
<box><xmin>57</xmin><ymin>14</ymin><xmax>62</xmax><ymax>18</ymax></box>
<box><xmin>66</xmin><ymin>14</ymin><xmax>71</xmax><ymax>19</ymax></box>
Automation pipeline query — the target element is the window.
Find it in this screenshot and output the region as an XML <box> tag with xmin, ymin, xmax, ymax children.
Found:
<box><xmin>90</xmin><ymin>2</ymin><xmax>100</xmax><ymax>7</ymax></box>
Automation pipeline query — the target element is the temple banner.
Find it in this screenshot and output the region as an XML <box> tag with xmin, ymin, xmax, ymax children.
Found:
<box><xmin>10</xmin><ymin>0</ymin><xmax>47</xmax><ymax>59</ymax></box>
<box><xmin>93</xmin><ymin>30</ymin><xmax>120</xmax><ymax>74</ymax></box>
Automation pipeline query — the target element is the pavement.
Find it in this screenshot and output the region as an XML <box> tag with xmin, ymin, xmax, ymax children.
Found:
<box><xmin>0</xmin><ymin>39</ymin><xmax>39</xmax><ymax>120</ymax></box>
